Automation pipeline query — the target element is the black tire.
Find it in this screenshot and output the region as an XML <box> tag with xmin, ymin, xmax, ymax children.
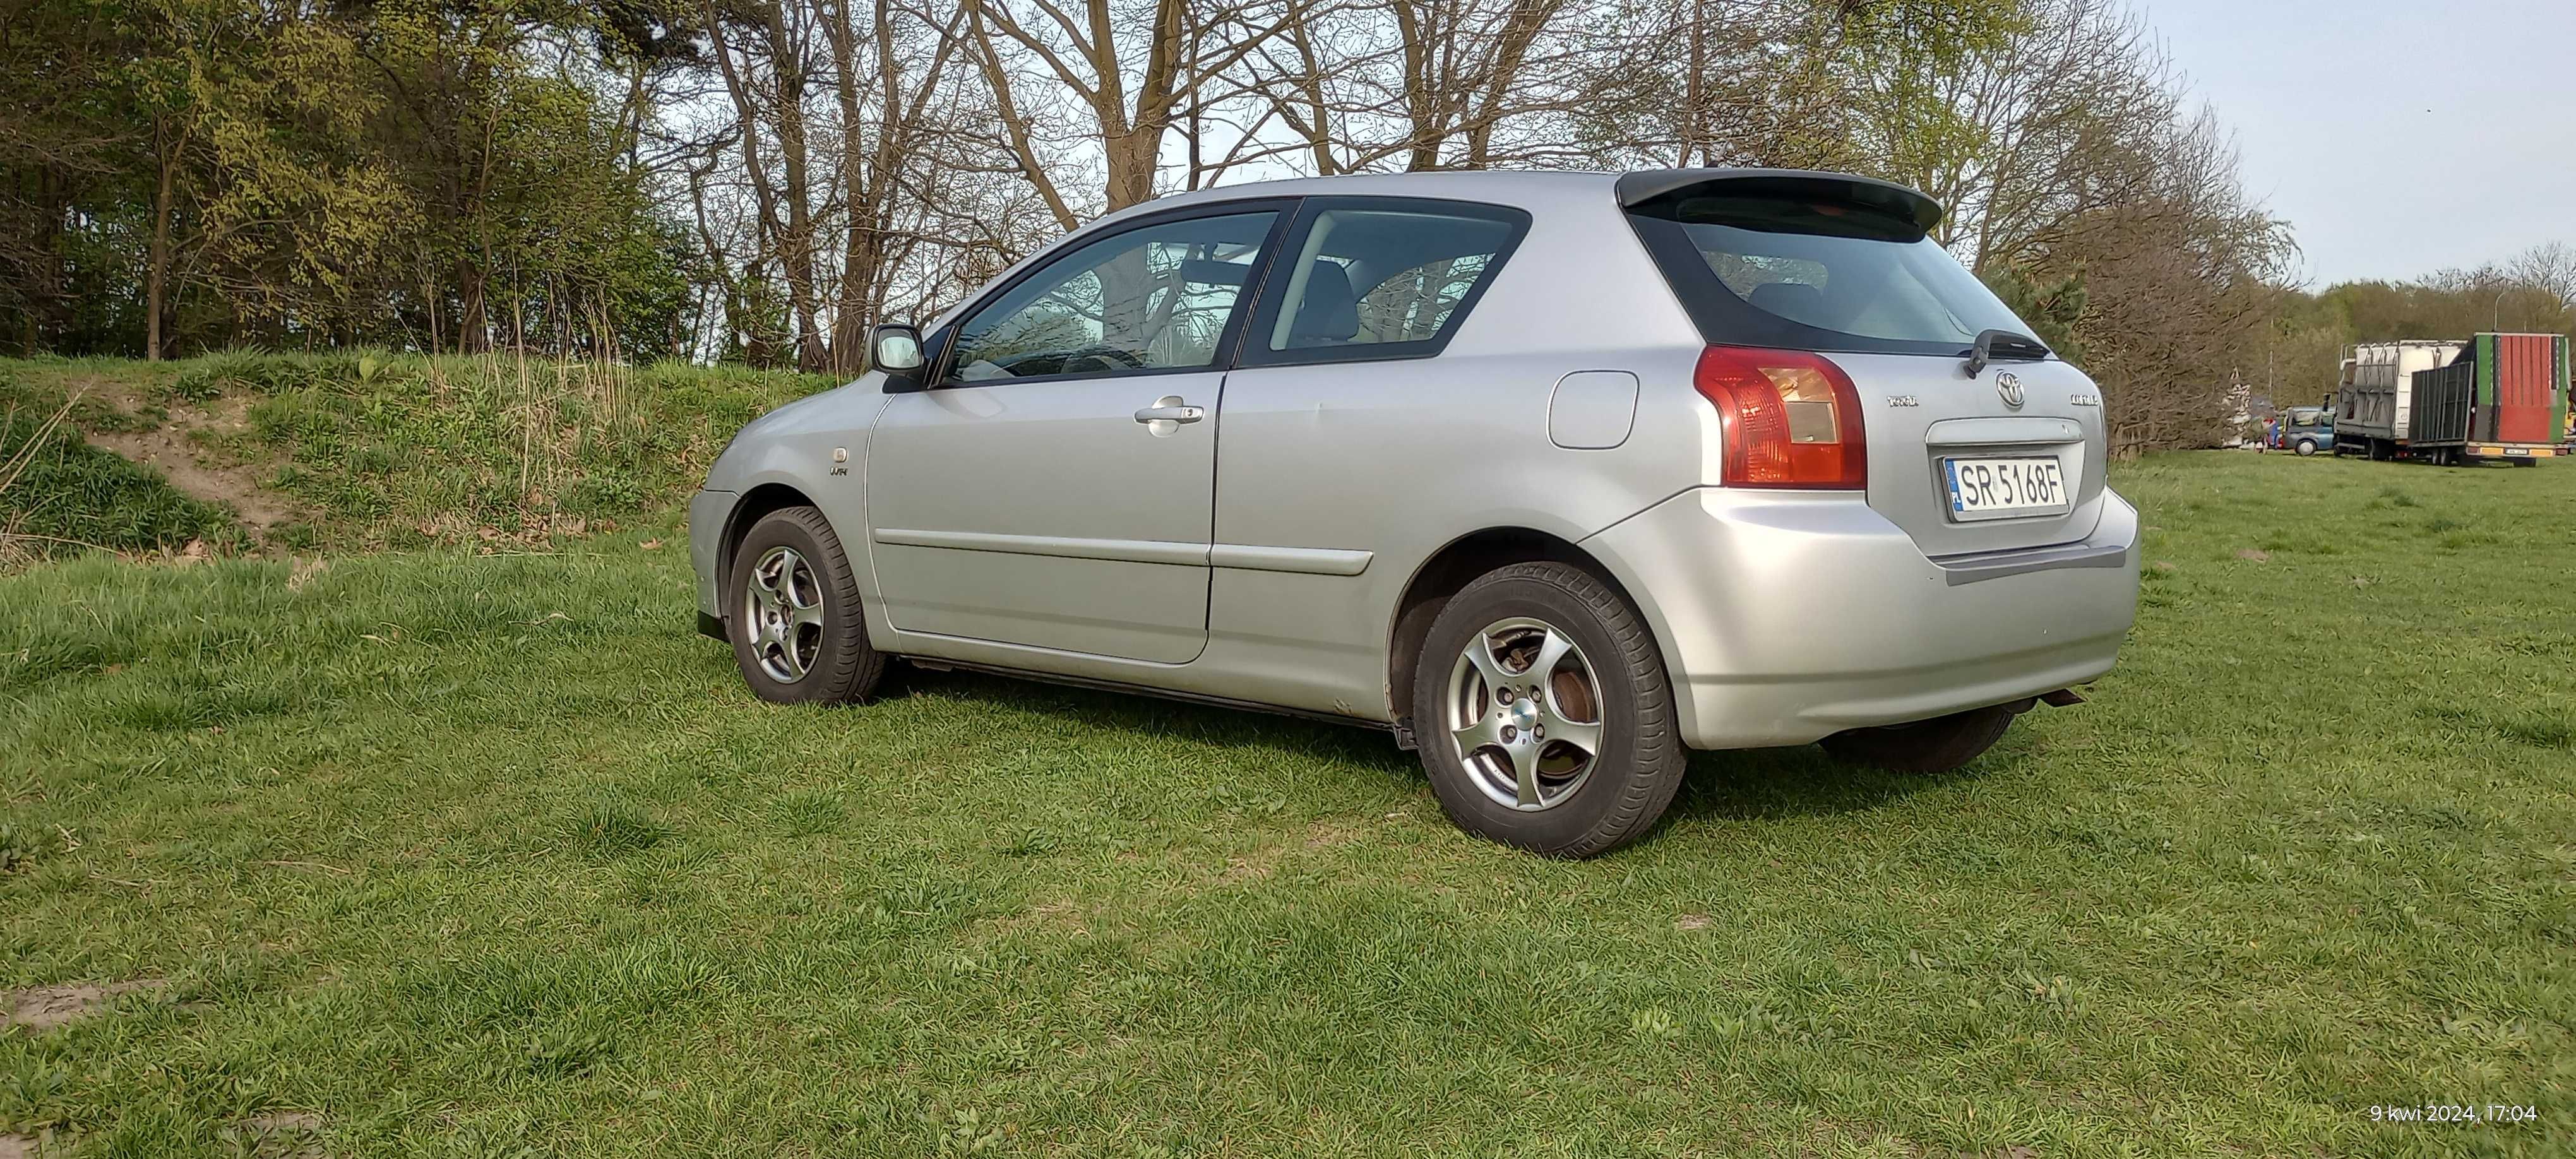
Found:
<box><xmin>1820</xmin><ymin>704</ymin><xmax>2018</xmax><ymax>773</ymax></box>
<box><xmin>726</xmin><ymin>506</ymin><xmax>886</xmax><ymax>705</ymax></box>
<box><xmin>2294</xmin><ymin>439</ymin><xmax>2317</xmax><ymax>456</ymax></box>
<box><xmin>1409</xmin><ymin>561</ymin><xmax>1685</xmax><ymax>858</ymax></box>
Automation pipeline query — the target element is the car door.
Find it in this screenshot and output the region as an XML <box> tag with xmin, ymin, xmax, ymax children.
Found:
<box><xmin>866</xmin><ymin>203</ymin><xmax>1290</xmax><ymax>664</ymax></box>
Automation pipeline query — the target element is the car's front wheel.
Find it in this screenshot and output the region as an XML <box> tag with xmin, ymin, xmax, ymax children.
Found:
<box><xmin>1411</xmin><ymin>562</ymin><xmax>1685</xmax><ymax>857</ymax></box>
<box><xmin>727</xmin><ymin>506</ymin><xmax>886</xmax><ymax>704</ymax></box>
<box><xmin>1820</xmin><ymin>703</ymin><xmax>2018</xmax><ymax>773</ymax></box>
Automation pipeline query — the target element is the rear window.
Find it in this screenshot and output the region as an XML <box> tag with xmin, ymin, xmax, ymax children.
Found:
<box><xmin>1625</xmin><ymin>191</ymin><xmax>2037</xmax><ymax>357</ymax></box>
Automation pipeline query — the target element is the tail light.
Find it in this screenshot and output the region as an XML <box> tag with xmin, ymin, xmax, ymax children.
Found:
<box><xmin>1691</xmin><ymin>345</ymin><xmax>1867</xmax><ymax>489</ymax></box>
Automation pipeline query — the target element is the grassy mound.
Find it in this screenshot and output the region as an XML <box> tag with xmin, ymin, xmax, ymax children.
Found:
<box><xmin>0</xmin><ymin>375</ymin><xmax>246</xmax><ymax>564</ymax></box>
<box><xmin>0</xmin><ymin>352</ymin><xmax>840</xmax><ymax>556</ymax></box>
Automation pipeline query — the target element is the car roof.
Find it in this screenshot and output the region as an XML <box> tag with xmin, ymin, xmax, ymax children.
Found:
<box><xmin>1145</xmin><ymin>169</ymin><xmax>1624</xmax><ymax>210</ymax></box>
<box><xmin>1119</xmin><ymin>167</ymin><xmax>1943</xmax><ymax>230</ymax></box>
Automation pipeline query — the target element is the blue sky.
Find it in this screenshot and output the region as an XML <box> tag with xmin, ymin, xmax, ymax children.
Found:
<box><xmin>2137</xmin><ymin>0</ymin><xmax>2575</xmax><ymax>287</ymax></box>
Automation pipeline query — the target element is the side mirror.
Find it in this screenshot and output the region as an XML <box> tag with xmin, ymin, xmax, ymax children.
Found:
<box><xmin>873</xmin><ymin>324</ymin><xmax>926</xmax><ymax>392</ymax></box>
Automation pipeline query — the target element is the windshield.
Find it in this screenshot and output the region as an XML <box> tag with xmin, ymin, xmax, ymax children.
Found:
<box><xmin>1626</xmin><ymin>193</ymin><xmax>2039</xmax><ymax>357</ymax></box>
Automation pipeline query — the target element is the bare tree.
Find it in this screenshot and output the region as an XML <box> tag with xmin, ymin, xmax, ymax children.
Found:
<box><xmin>2048</xmin><ymin>107</ymin><xmax>2296</xmax><ymax>453</ymax></box>
<box><xmin>704</xmin><ymin>0</ymin><xmax>832</xmax><ymax>368</ymax></box>
<box><xmin>963</xmin><ymin>0</ymin><xmax>1295</xmax><ymax>223</ymax></box>
<box><xmin>2507</xmin><ymin>241</ymin><xmax>2576</xmax><ymax>313</ymax></box>
<box><xmin>1236</xmin><ymin>0</ymin><xmax>1600</xmax><ymax>174</ymax></box>
<box><xmin>1558</xmin><ymin>0</ymin><xmax>1849</xmax><ymax>170</ymax></box>
<box><xmin>818</xmin><ymin>0</ymin><xmax>971</xmax><ymax>370</ymax></box>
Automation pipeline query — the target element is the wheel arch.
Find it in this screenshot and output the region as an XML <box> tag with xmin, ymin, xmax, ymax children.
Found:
<box><xmin>1384</xmin><ymin>527</ymin><xmax>1649</xmax><ymax>742</ymax></box>
<box><xmin>717</xmin><ymin>482</ymin><xmax>820</xmax><ymax>596</ymax></box>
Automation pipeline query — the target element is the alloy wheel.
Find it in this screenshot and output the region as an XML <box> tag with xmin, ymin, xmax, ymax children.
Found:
<box><xmin>742</xmin><ymin>545</ymin><xmax>823</xmax><ymax>682</ymax></box>
<box><xmin>1443</xmin><ymin>617</ymin><xmax>1606</xmax><ymax>811</ymax></box>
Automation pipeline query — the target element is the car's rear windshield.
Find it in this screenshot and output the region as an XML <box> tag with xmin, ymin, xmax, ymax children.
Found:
<box><xmin>1625</xmin><ymin>192</ymin><xmax>2038</xmax><ymax>357</ymax></box>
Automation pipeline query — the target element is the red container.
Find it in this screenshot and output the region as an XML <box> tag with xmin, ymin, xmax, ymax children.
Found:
<box><xmin>2494</xmin><ymin>333</ymin><xmax>2558</xmax><ymax>444</ymax></box>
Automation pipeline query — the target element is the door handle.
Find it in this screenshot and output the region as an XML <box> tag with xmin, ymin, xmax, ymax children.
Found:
<box><xmin>1133</xmin><ymin>396</ymin><xmax>1205</xmax><ymax>431</ymax></box>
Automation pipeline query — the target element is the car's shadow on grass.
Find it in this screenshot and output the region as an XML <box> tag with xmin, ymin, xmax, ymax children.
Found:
<box><xmin>1671</xmin><ymin>745</ymin><xmax>1984</xmax><ymax>823</ymax></box>
<box><xmin>888</xmin><ymin>663</ymin><xmax>1983</xmax><ymax>825</ymax></box>
<box><xmin>887</xmin><ymin>664</ymin><xmax>1416</xmax><ymax>771</ymax></box>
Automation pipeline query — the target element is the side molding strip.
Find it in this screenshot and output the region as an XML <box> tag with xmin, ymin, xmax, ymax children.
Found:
<box><xmin>1209</xmin><ymin>544</ymin><xmax>1373</xmax><ymax>576</ymax></box>
<box><xmin>873</xmin><ymin>528</ymin><xmax>1207</xmax><ymax>566</ymax></box>
<box><xmin>873</xmin><ymin>528</ymin><xmax>1371</xmax><ymax>576</ymax></box>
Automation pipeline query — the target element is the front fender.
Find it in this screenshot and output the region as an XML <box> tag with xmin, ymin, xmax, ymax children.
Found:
<box><xmin>691</xmin><ymin>380</ymin><xmax>889</xmax><ymax>621</ymax></box>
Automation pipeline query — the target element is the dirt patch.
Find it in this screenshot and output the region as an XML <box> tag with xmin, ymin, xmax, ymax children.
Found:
<box><xmin>993</xmin><ymin>897</ymin><xmax>1092</xmax><ymax>937</ymax></box>
<box><xmin>229</xmin><ymin>1111</ymin><xmax>325</xmax><ymax>1158</ymax></box>
<box><xmin>83</xmin><ymin>393</ymin><xmax>299</xmax><ymax>530</ymax></box>
<box><xmin>0</xmin><ymin>1132</ymin><xmax>36</xmax><ymax>1159</ymax></box>
<box><xmin>1215</xmin><ymin>854</ymin><xmax>1274</xmax><ymax>886</ymax></box>
<box><xmin>2</xmin><ymin>979</ymin><xmax>167</xmax><ymax>1031</ymax></box>
<box><xmin>1303</xmin><ymin>817</ymin><xmax>1366</xmax><ymax>850</ymax></box>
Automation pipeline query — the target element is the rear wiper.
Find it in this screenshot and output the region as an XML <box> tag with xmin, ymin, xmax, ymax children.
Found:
<box><xmin>1962</xmin><ymin>328</ymin><xmax>2049</xmax><ymax>377</ymax></box>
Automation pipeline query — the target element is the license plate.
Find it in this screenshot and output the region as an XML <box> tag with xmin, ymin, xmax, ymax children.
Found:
<box><xmin>1943</xmin><ymin>456</ymin><xmax>2069</xmax><ymax>521</ymax></box>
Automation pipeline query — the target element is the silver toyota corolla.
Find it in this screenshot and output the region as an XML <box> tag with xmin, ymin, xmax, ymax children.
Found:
<box><xmin>688</xmin><ymin>169</ymin><xmax>2140</xmax><ymax>857</ymax></box>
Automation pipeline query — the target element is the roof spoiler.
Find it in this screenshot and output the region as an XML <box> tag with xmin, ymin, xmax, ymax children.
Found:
<box><xmin>1614</xmin><ymin>169</ymin><xmax>1945</xmax><ymax>237</ymax></box>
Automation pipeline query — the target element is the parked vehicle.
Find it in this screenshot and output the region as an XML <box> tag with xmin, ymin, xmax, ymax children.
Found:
<box><xmin>688</xmin><ymin>169</ymin><xmax>2142</xmax><ymax>856</ymax></box>
<box><xmin>2397</xmin><ymin>333</ymin><xmax>2570</xmax><ymax>465</ymax></box>
<box><xmin>2277</xmin><ymin>405</ymin><xmax>2334</xmax><ymax>455</ymax></box>
<box><xmin>2332</xmin><ymin>335</ymin><xmax>2570</xmax><ymax>464</ymax></box>
<box><xmin>2330</xmin><ymin>340</ymin><xmax>2462</xmax><ymax>460</ymax></box>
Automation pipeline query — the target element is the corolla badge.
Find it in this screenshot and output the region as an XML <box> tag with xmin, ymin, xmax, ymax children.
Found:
<box><xmin>1996</xmin><ymin>371</ymin><xmax>2025</xmax><ymax>409</ymax></box>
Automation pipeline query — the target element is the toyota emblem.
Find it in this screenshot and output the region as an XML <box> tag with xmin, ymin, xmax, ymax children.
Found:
<box><xmin>1996</xmin><ymin>371</ymin><xmax>2025</xmax><ymax>409</ymax></box>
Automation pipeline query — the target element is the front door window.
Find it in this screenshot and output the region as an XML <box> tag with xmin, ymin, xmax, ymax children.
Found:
<box><xmin>948</xmin><ymin>212</ymin><xmax>1277</xmax><ymax>383</ymax></box>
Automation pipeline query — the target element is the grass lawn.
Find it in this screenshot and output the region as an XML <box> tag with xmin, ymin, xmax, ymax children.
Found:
<box><xmin>3</xmin><ymin>451</ymin><xmax>2571</xmax><ymax>1156</ymax></box>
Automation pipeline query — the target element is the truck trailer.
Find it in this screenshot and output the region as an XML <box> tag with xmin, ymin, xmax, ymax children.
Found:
<box><xmin>2331</xmin><ymin>334</ymin><xmax>2570</xmax><ymax>464</ymax></box>
<box><xmin>2330</xmin><ymin>340</ymin><xmax>2462</xmax><ymax>460</ymax></box>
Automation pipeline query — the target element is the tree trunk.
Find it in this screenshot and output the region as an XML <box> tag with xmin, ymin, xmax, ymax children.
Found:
<box><xmin>456</xmin><ymin>259</ymin><xmax>490</xmax><ymax>354</ymax></box>
<box><xmin>823</xmin><ymin>0</ymin><xmax>873</xmax><ymax>373</ymax></box>
<box><xmin>146</xmin><ymin>129</ymin><xmax>176</xmax><ymax>362</ymax></box>
<box><xmin>1103</xmin><ymin>129</ymin><xmax>1160</xmax><ymax>212</ymax></box>
<box><xmin>761</xmin><ymin>1</ymin><xmax>827</xmax><ymax>372</ymax></box>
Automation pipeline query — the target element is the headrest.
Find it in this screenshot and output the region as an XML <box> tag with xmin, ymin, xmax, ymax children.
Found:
<box><xmin>1289</xmin><ymin>261</ymin><xmax>1361</xmax><ymax>344</ymax></box>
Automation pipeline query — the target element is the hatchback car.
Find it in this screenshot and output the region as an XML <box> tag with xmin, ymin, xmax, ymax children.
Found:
<box><xmin>689</xmin><ymin>169</ymin><xmax>2140</xmax><ymax>857</ymax></box>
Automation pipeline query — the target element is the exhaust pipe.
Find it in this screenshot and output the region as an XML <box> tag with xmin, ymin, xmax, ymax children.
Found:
<box><xmin>2039</xmin><ymin>687</ymin><xmax>2086</xmax><ymax>708</ymax></box>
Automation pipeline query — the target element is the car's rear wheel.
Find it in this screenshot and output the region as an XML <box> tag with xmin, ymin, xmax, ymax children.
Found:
<box><xmin>1820</xmin><ymin>703</ymin><xmax>2019</xmax><ymax>773</ymax></box>
<box><xmin>2294</xmin><ymin>438</ymin><xmax>2317</xmax><ymax>456</ymax></box>
<box><xmin>728</xmin><ymin>506</ymin><xmax>885</xmax><ymax>704</ymax></box>
<box><xmin>1411</xmin><ymin>561</ymin><xmax>1685</xmax><ymax>858</ymax></box>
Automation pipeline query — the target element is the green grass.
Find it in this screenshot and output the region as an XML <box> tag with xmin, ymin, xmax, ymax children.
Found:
<box><xmin>3</xmin><ymin>453</ymin><xmax>2572</xmax><ymax>1156</ymax></box>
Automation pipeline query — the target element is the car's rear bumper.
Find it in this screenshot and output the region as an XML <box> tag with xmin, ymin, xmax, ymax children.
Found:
<box><xmin>1582</xmin><ymin>487</ymin><xmax>2140</xmax><ymax>749</ymax></box>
